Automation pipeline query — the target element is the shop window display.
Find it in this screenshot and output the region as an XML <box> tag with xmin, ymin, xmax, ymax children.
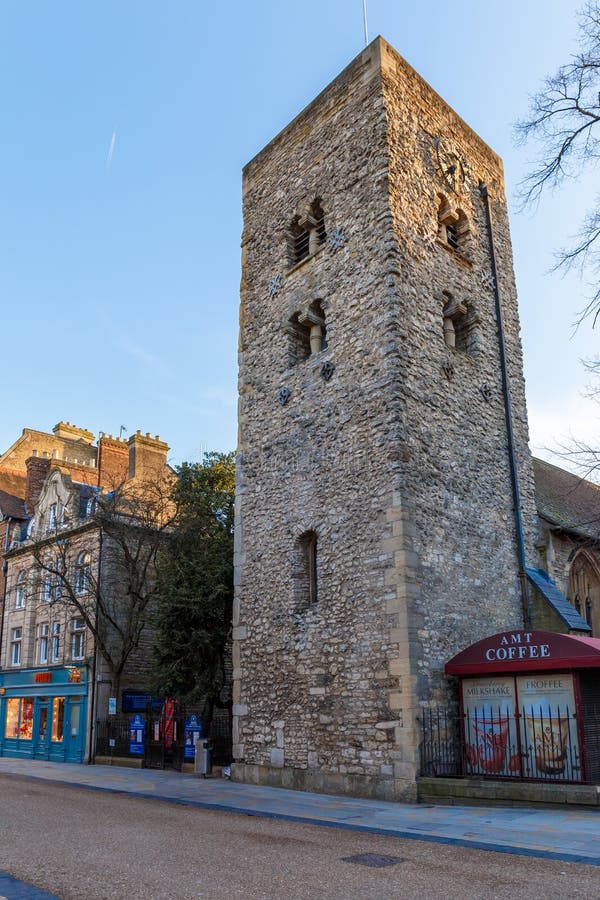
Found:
<box><xmin>4</xmin><ymin>697</ymin><xmax>34</xmax><ymax>740</ymax></box>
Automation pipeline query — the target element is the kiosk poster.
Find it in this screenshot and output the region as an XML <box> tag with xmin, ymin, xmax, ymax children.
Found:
<box><xmin>516</xmin><ymin>674</ymin><xmax>581</xmax><ymax>781</ymax></box>
<box><xmin>461</xmin><ymin>677</ymin><xmax>519</xmax><ymax>776</ymax></box>
<box><xmin>129</xmin><ymin>714</ymin><xmax>146</xmax><ymax>756</ymax></box>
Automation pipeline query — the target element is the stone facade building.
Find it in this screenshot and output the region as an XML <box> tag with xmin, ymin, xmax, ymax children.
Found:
<box><xmin>232</xmin><ymin>37</ymin><xmax>587</xmax><ymax>801</ymax></box>
<box><xmin>0</xmin><ymin>422</ymin><xmax>171</xmax><ymax>762</ymax></box>
<box><xmin>533</xmin><ymin>457</ymin><xmax>600</xmax><ymax>637</ymax></box>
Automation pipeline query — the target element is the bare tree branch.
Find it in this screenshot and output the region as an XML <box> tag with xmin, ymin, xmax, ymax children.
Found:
<box><xmin>29</xmin><ymin>475</ymin><xmax>176</xmax><ymax>695</ymax></box>
<box><xmin>516</xmin><ymin>1</ymin><xmax>600</xmax><ymax>324</ymax></box>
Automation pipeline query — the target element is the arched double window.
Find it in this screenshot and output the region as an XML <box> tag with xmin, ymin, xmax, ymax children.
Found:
<box><xmin>287</xmin><ymin>300</ymin><xmax>327</xmax><ymax>366</ymax></box>
<box><xmin>437</xmin><ymin>195</ymin><xmax>470</xmax><ymax>256</ymax></box>
<box><xmin>75</xmin><ymin>552</ymin><xmax>91</xmax><ymax>595</ymax></box>
<box><xmin>288</xmin><ymin>199</ymin><xmax>327</xmax><ymax>267</ymax></box>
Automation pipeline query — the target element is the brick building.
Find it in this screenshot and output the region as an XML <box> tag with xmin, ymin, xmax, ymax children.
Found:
<box><xmin>0</xmin><ymin>422</ymin><xmax>170</xmax><ymax>763</ymax></box>
<box><xmin>232</xmin><ymin>38</ymin><xmax>592</xmax><ymax>801</ymax></box>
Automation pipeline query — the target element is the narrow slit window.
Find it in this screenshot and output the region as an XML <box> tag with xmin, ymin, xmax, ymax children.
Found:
<box><xmin>293</xmin><ymin>530</ymin><xmax>318</xmax><ymax>612</ymax></box>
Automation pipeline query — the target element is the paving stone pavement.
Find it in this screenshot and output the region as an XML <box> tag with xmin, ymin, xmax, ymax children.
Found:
<box><xmin>0</xmin><ymin>759</ymin><xmax>599</xmax><ymax>867</ymax></box>
<box><xmin>0</xmin><ymin>871</ymin><xmax>59</xmax><ymax>900</ymax></box>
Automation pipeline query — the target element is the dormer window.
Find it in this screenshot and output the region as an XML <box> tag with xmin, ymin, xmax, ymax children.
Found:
<box><xmin>288</xmin><ymin>199</ymin><xmax>327</xmax><ymax>267</ymax></box>
<box><xmin>49</xmin><ymin>503</ymin><xmax>58</xmax><ymax>530</ymax></box>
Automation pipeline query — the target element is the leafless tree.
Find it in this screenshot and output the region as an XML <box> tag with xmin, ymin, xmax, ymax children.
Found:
<box><xmin>516</xmin><ymin>1</ymin><xmax>600</xmax><ymax>324</ymax></box>
<box><xmin>30</xmin><ymin>476</ymin><xmax>176</xmax><ymax>699</ymax></box>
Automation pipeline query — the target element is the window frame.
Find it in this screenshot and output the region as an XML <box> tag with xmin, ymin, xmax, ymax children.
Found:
<box><xmin>10</xmin><ymin>627</ymin><xmax>22</xmax><ymax>666</ymax></box>
<box><xmin>48</xmin><ymin>503</ymin><xmax>58</xmax><ymax>530</ymax></box>
<box><xmin>51</xmin><ymin>622</ymin><xmax>61</xmax><ymax>663</ymax></box>
<box><xmin>15</xmin><ymin>571</ymin><xmax>26</xmax><ymax>609</ymax></box>
<box><xmin>43</xmin><ymin>575</ymin><xmax>53</xmax><ymax>603</ymax></box>
<box><xmin>71</xmin><ymin>617</ymin><xmax>86</xmax><ymax>660</ymax></box>
<box><xmin>37</xmin><ymin>623</ymin><xmax>49</xmax><ymax>665</ymax></box>
<box><xmin>75</xmin><ymin>552</ymin><xmax>91</xmax><ymax>595</ymax></box>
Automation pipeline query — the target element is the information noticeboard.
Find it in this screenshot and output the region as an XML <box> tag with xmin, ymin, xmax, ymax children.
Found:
<box><xmin>129</xmin><ymin>714</ymin><xmax>145</xmax><ymax>756</ymax></box>
<box><xmin>184</xmin><ymin>715</ymin><xmax>203</xmax><ymax>759</ymax></box>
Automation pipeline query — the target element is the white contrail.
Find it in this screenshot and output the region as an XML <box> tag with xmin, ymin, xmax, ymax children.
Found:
<box><xmin>106</xmin><ymin>131</ymin><xmax>116</xmax><ymax>168</ymax></box>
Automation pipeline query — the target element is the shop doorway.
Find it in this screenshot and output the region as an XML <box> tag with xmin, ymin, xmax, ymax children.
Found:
<box><xmin>65</xmin><ymin>699</ymin><xmax>83</xmax><ymax>763</ymax></box>
<box><xmin>33</xmin><ymin>698</ymin><xmax>50</xmax><ymax>760</ymax></box>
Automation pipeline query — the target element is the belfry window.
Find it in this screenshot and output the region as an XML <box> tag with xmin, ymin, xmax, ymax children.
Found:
<box><xmin>287</xmin><ymin>300</ymin><xmax>327</xmax><ymax>366</ymax></box>
<box><xmin>437</xmin><ymin>195</ymin><xmax>469</xmax><ymax>255</ymax></box>
<box><xmin>442</xmin><ymin>292</ymin><xmax>469</xmax><ymax>353</ymax></box>
<box><xmin>288</xmin><ymin>199</ymin><xmax>326</xmax><ymax>267</ymax></box>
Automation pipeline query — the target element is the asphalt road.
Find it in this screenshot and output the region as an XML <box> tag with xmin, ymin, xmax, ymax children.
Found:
<box><xmin>0</xmin><ymin>775</ymin><xmax>598</xmax><ymax>900</ymax></box>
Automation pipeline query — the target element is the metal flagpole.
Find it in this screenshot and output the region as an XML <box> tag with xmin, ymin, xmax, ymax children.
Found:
<box><xmin>362</xmin><ymin>0</ymin><xmax>369</xmax><ymax>46</ymax></box>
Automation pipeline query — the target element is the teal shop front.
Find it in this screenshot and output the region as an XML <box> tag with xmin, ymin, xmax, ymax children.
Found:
<box><xmin>0</xmin><ymin>666</ymin><xmax>89</xmax><ymax>763</ymax></box>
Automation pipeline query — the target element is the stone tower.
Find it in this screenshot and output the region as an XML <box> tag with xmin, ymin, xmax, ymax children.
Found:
<box><xmin>233</xmin><ymin>37</ymin><xmax>538</xmax><ymax>801</ymax></box>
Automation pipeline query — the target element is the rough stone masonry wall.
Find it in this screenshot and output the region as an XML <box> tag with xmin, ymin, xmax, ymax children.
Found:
<box><xmin>234</xmin><ymin>44</ymin><xmax>415</xmax><ymax>800</ymax></box>
<box><xmin>233</xmin><ymin>38</ymin><xmax>540</xmax><ymax>801</ymax></box>
<box><xmin>379</xmin><ymin>41</ymin><xmax>539</xmax><ymax>704</ymax></box>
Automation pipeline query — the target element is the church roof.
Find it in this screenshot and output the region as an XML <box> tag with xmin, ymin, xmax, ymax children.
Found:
<box><xmin>0</xmin><ymin>469</ymin><xmax>26</xmax><ymax>500</ymax></box>
<box><xmin>526</xmin><ymin>567</ymin><xmax>591</xmax><ymax>633</ymax></box>
<box><xmin>533</xmin><ymin>457</ymin><xmax>600</xmax><ymax>540</ymax></box>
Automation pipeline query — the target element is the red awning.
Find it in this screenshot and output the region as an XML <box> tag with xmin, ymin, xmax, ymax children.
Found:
<box><xmin>445</xmin><ymin>629</ymin><xmax>600</xmax><ymax>676</ymax></box>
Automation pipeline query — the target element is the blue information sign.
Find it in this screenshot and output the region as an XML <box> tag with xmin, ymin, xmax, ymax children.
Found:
<box><xmin>129</xmin><ymin>714</ymin><xmax>145</xmax><ymax>756</ymax></box>
<box><xmin>184</xmin><ymin>715</ymin><xmax>203</xmax><ymax>759</ymax></box>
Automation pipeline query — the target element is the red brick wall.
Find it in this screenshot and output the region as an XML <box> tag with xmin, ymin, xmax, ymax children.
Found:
<box><xmin>98</xmin><ymin>438</ymin><xmax>129</xmax><ymax>490</ymax></box>
<box><xmin>25</xmin><ymin>457</ymin><xmax>51</xmax><ymax>515</ymax></box>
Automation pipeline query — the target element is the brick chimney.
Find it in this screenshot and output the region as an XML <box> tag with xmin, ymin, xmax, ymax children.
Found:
<box><xmin>25</xmin><ymin>455</ymin><xmax>51</xmax><ymax>515</ymax></box>
<box><xmin>127</xmin><ymin>432</ymin><xmax>169</xmax><ymax>480</ymax></box>
<box><xmin>97</xmin><ymin>435</ymin><xmax>129</xmax><ymax>490</ymax></box>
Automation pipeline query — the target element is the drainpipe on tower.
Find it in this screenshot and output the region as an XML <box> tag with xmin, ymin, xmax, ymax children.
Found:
<box><xmin>480</xmin><ymin>182</ymin><xmax>532</xmax><ymax>629</ymax></box>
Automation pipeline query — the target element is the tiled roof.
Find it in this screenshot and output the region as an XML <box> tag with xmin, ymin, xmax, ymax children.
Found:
<box><xmin>0</xmin><ymin>489</ymin><xmax>26</xmax><ymax>519</ymax></box>
<box><xmin>526</xmin><ymin>566</ymin><xmax>591</xmax><ymax>633</ymax></box>
<box><xmin>0</xmin><ymin>470</ymin><xmax>26</xmax><ymax>500</ymax></box>
<box><xmin>533</xmin><ymin>457</ymin><xmax>600</xmax><ymax>540</ymax></box>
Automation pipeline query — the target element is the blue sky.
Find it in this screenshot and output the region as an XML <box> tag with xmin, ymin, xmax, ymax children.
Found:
<box><xmin>0</xmin><ymin>1</ymin><xmax>596</xmax><ymax>467</ymax></box>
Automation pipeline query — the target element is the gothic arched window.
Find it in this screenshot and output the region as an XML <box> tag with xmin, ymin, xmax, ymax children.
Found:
<box><xmin>568</xmin><ymin>552</ymin><xmax>600</xmax><ymax>635</ymax></box>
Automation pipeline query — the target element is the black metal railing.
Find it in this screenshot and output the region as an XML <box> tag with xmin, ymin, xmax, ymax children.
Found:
<box><xmin>95</xmin><ymin>706</ymin><xmax>232</xmax><ymax>768</ymax></box>
<box><xmin>420</xmin><ymin>704</ymin><xmax>600</xmax><ymax>784</ymax></box>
